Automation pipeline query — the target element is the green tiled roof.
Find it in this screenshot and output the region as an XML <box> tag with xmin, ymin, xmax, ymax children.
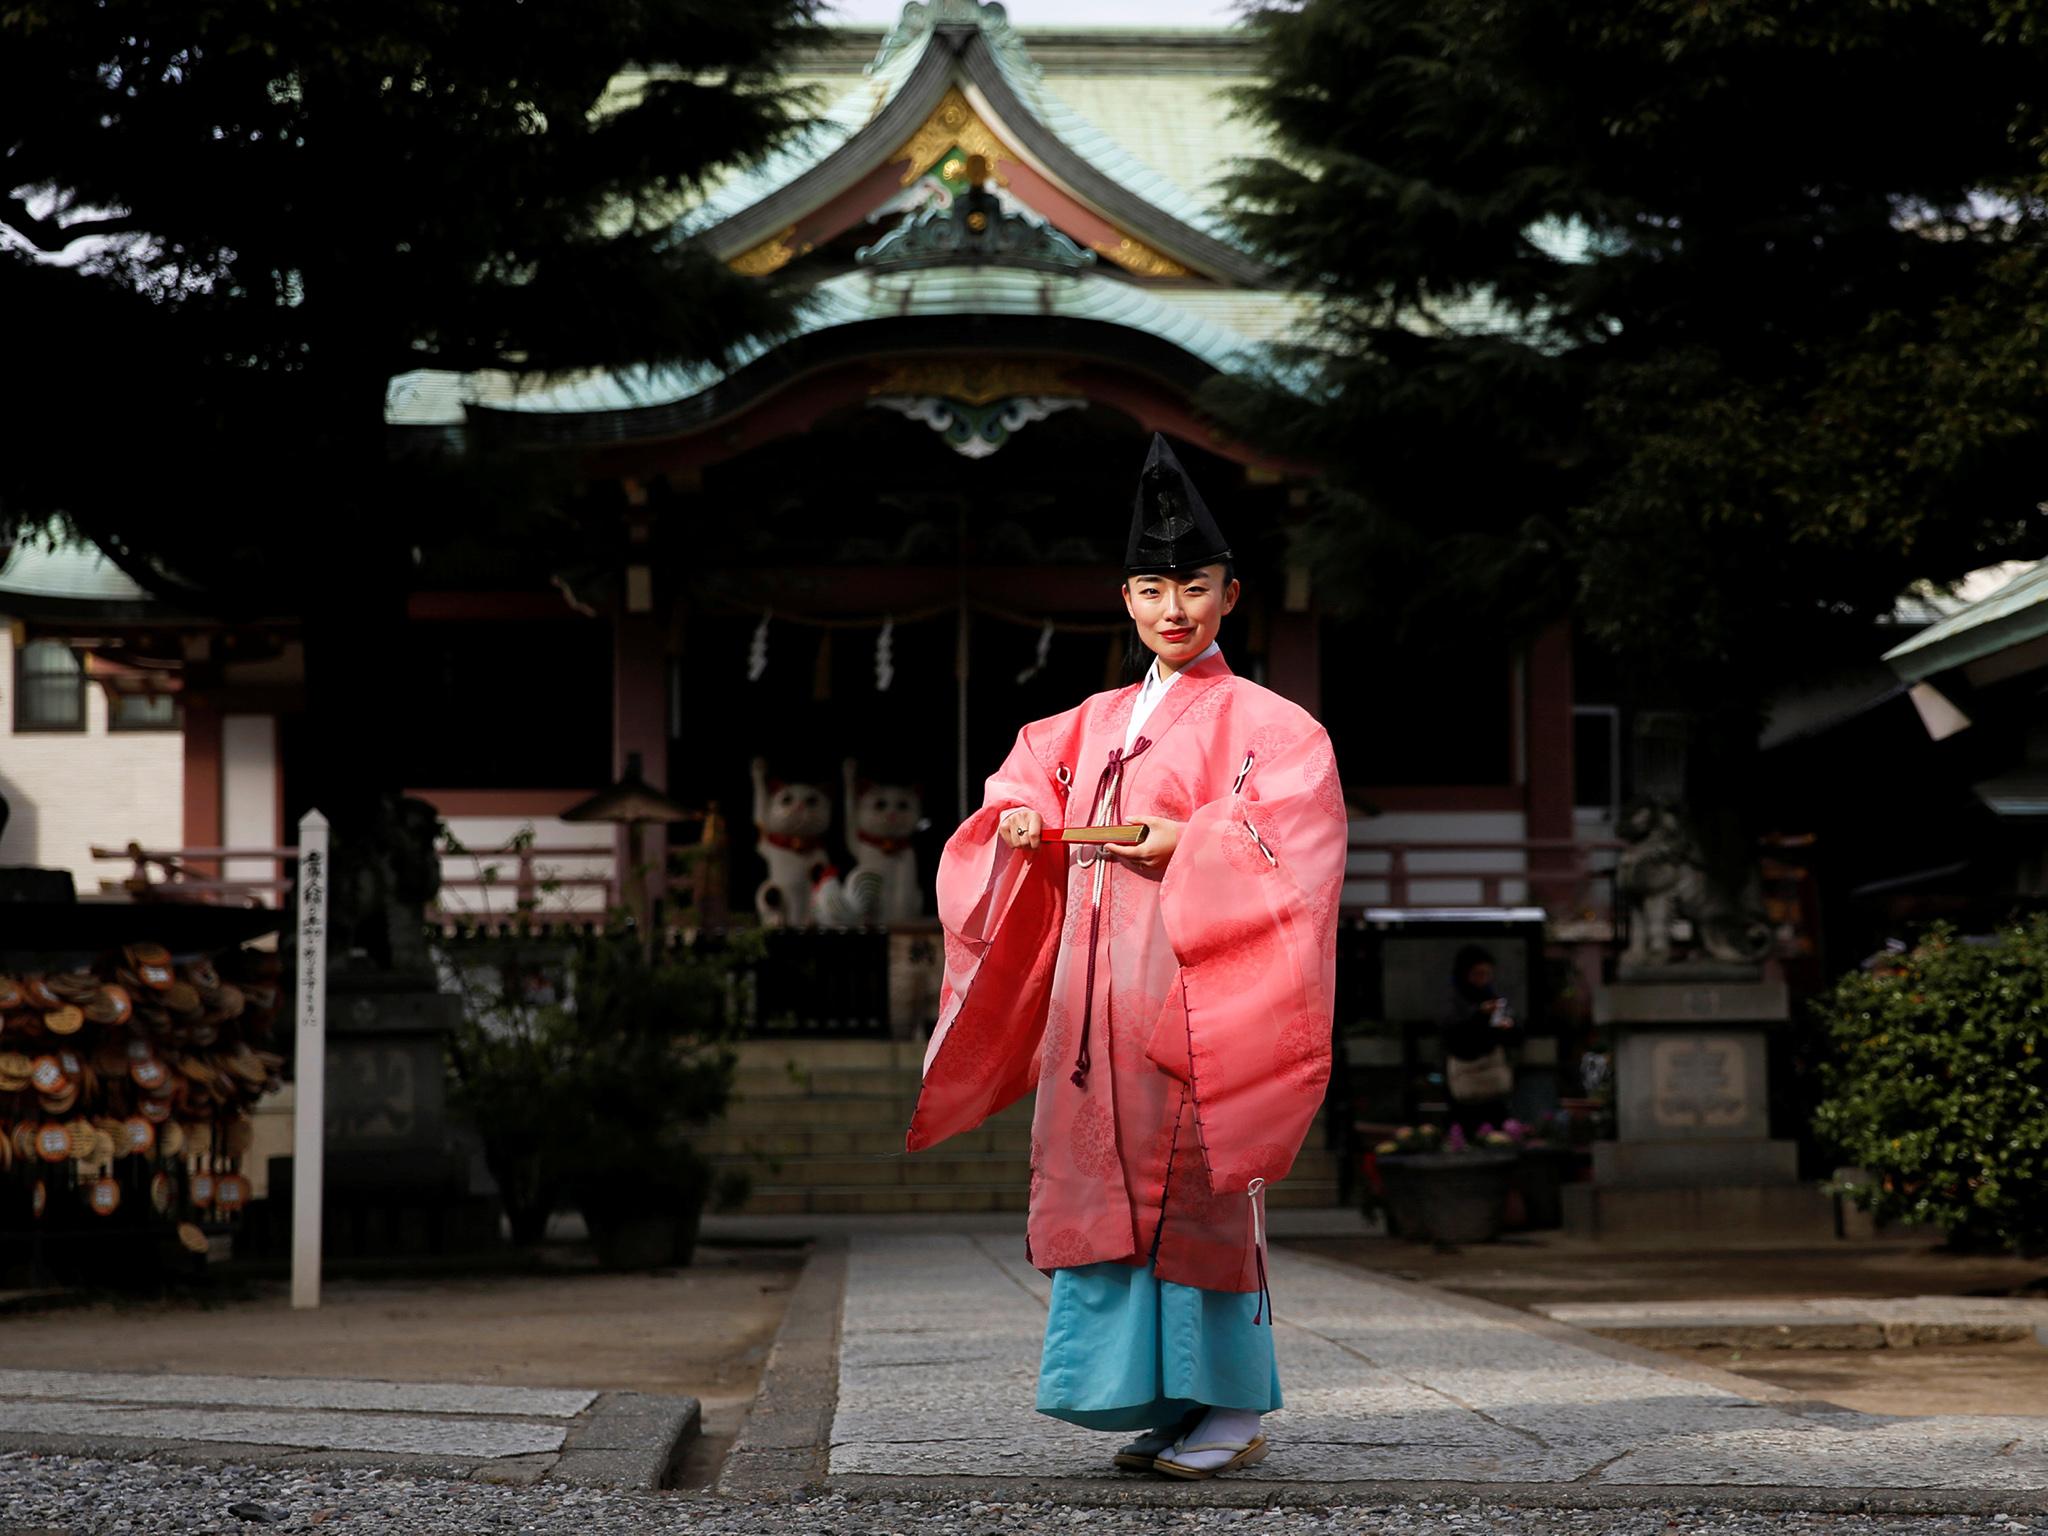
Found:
<box><xmin>680</xmin><ymin>5</ymin><xmax>1262</xmax><ymax>258</ymax></box>
<box><xmin>386</xmin><ymin>263</ymin><xmax>1267</xmax><ymax>426</ymax></box>
<box><xmin>676</xmin><ymin>32</ymin><xmax>936</xmax><ymax>238</ymax></box>
<box><xmin>1882</xmin><ymin>560</ymin><xmax>2048</xmax><ymax>683</ymax></box>
<box><xmin>385</xmin><ymin>9</ymin><xmax>1297</xmax><ymax>432</ymax></box>
<box><xmin>1039</xmin><ymin>73</ymin><xmax>1268</xmax><ymax>220</ymax></box>
<box><xmin>976</xmin><ymin>19</ymin><xmax>1246</xmax><ymax>250</ymax></box>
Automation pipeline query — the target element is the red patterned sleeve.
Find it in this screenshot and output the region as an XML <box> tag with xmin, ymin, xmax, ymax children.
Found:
<box><xmin>1150</xmin><ymin>718</ymin><xmax>1346</xmax><ymax>1192</ymax></box>
<box><xmin>908</xmin><ymin>713</ymin><xmax>1075</xmax><ymax>1151</ymax></box>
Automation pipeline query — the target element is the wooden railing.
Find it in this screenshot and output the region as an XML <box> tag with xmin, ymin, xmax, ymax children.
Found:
<box><xmin>97</xmin><ymin>833</ymin><xmax>1626</xmax><ymax>927</ymax></box>
<box><xmin>1345</xmin><ymin>837</ymin><xmax>1624</xmax><ymax>918</ymax></box>
<box><xmin>431</xmin><ymin>843</ymin><xmax>617</xmax><ymax>928</ymax></box>
<box><xmin>90</xmin><ymin>840</ymin><xmax>620</xmax><ymax>924</ymax></box>
<box><xmin>90</xmin><ymin>843</ymin><xmax>295</xmax><ymax>903</ymax></box>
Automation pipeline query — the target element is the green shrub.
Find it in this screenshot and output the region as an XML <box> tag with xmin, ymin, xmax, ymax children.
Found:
<box><xmin>1811</xmin><ymin>916</ymin><xmax>2048</xmax><ymax>1253</ymax></box>
<box><xmin>445</xmin><ymin>927</ymin><xmax>758</xmax><ymax>1251</ymax></box>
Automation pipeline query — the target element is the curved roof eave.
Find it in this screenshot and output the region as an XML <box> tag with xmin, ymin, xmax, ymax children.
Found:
<box><xmin>689</xmin><ymin>26</ymin><xmax>955</xmax><ymax>259</ymax></box>
<box><xmin>450</xmin><ymin>266</ymin><xmax>1265</xmax><ymax>424</ymax></box>
<box><xmin>457</xmin><ymin>312</ymin><xmax>1260</xmax><ymax>452</ymax></box>
<box><xmin>957</xmin><ymin>31</ymin><xmax>1268</xmax><ymax>287</ymax></box>
<box><xmin>0</xmin><ymin>540</ymin><xmax>160</xmax><ymax>606</ymax></box>
<box><xmin>1883</xmin><ymin>559</ymin><xmax>2048</xmax><ymax>683</ymax></box>
<box><xmin>691</xmin><ymin>22</ymin><xmax>1270</xmax><ymax>286</ymax></box>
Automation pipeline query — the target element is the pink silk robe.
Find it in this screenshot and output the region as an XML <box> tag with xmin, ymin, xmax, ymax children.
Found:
<box><xmin>909</xmin><ymin>652</ymin><xmax>1346</xmax><ymax>1292</ymax></box>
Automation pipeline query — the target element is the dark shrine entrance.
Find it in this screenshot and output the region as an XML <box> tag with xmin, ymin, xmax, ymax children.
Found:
<box><xmin>656</xmin><ymin>399</ymin><xmax>1292</xmax><ymax>917</ymax></box>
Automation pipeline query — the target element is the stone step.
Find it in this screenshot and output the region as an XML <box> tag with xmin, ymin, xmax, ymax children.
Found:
<box><xmin>726</xmin><ymin>1085</ymin><xmax>1330</xmax><ymax>1131</ymax></box>
<box><xmin>730</xmin><ymin>1154</ymin><xmax>1034</xmax><ymax>1189</ymax></box>
<box><xmin>724</xmin><ymin>1093</ymin><xmax>1033</xmax><ymax>1128</ymax></box>
<box><xmin>713</xmin><ymin>1146</ymin><xmax>1342</xmax><ymax>1186</ymax></box>
<box><xmin>731</xmin><ymin>1065</ymin><xmax>934</xmax><ymax>1099</ymax></box>
<box><xmin>736</xmin><ymin>1178</ymin><xmax>1344</xmax><ymax>1217</ymax></box>
<box><xmin>1537</xmin><ymin>1297</ymin><xmax>2048</xmax><ymax>1351</ymax></box>
<box><xmin>732</xmin><ymin>1038</ymin><xmax>926</xmax><ymax>1071</ymax></box>
<box><xmin>696</xmin><ymin>1125</ymin><xmax>1034</xmax><ymax>1158</ymax></box>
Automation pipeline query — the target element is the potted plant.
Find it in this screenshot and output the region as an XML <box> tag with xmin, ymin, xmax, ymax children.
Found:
<box><xmin>445</xmin><ymin>934</ymin><xmax>576</xmax><ymax>1247</ymax></box>
<box><xmin>551</xmin><ymin>929</ymin><xmax>752</xmax><ymax>1269</ymax></box>
<box><xmin>1373</xmin><ymin>1123</ymin><xmax>1519</xmax><ymax>1245</ymax></box>
<box><xmin>1503</xmin><ymin>1112</ymin><xmax>1579</xmax><ymax>1231</ymax></box>
<box><xmin>444</xmin><ymin>907</ymin><xmax>754</xmax><ymax>1265</ymax></box>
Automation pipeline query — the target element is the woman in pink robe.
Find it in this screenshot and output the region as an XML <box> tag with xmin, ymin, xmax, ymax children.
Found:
<box><xmin>909</xmin><ymin>436</ymin><xmax>1347</xmax><ymax>1479</ymax></box>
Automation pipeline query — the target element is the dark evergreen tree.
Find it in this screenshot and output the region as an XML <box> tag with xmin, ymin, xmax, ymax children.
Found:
<box><xmin>1223</xmin><ymin>0</ymin><xmax>2048</xmax><ymax>805</ymax></box>
<box><xmin>0</xmin><ymin>0</ymin><xmax>818</xmax><ymax>829</ymax></box>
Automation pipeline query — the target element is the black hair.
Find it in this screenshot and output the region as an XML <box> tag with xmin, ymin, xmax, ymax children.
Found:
<box><xmin>1119</xmin><ymin>560</ymin><xmax>1240</xmax><ymax>683</ymax></box>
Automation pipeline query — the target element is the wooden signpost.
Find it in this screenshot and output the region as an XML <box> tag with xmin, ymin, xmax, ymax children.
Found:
<box><xmin>292</xmin><ymin>810</ymin><xmax>329</xmax><ymax>1310</ymax></box>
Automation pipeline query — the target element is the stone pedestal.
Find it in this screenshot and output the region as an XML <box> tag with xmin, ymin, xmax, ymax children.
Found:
<box><xmin>262</xmin><ymin>972</ymin><xmax>501</xmax><ymax>1259</ymax></box>
<box><xmin>1563</xmin><ymin>966</ymin><xmax>1835</xmax><ymax>1239</ymax></box>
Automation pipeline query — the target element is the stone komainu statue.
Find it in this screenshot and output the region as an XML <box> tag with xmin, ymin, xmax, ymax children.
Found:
<box><xmin>330</xmin><ymin>794</ymin><xmax>443</xmax><ymax>975</ymax></box>
<box><xmin>1614</xmin><ymin>798</ymin><xmax>1773</xmax><ymax>968</ymax></box>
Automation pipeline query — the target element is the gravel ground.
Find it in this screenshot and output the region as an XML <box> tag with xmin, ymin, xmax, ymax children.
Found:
<box><xmin>1</xmin><ymin>1458</ymin><xmax>2043</xmax><ymax>1536</ymax></box>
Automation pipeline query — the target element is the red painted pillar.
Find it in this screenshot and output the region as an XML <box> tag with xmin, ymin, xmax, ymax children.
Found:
<box><xmin>1524</xmin><ymin>619</ymin><xmax>1576</xmax><ymax>913</ymax></box>
<box><xmin>182</xmin><ymin>699</ymin><xmax>223</xmax><ymax>880</ymax></box>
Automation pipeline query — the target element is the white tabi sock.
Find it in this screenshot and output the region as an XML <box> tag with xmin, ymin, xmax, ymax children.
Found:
<box><xmin>1161</xmin><ymin>1406</ymin><xmax>1262</xmax><ymax>1472</ymax></box>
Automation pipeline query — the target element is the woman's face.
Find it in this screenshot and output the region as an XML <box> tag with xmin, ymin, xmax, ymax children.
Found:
<box><xmin>1121</xmin><ymin>564</ymin><xmax>1239</xmax><ymax>668</ymax></box>
<box><xmin>1466</xmin><ymin>961</ymin><xmax>1495</xmax><ymax>990</ymax></box>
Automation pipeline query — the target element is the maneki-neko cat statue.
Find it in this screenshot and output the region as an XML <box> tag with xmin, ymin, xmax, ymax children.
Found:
<box><xmin>750</xmin><ymin>758</ymin><xmax>831</xmax><ymax>927</ymax></box>
<box><xmin>841</xmin><ymin>758</ymin><xmax>924</xmax><ymax>924</ymax></box>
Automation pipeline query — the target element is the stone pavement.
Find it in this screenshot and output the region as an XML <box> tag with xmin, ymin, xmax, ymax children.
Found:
<box><xmin>1538</xmin><ymin>1297</ymin><xmax>2048</xmax><ymax>1350</ymax></box>
<box><xmin>800</xmin><ymin>1231</ymin><xmax>2048</xmax><ymax>1502</ymax></box>
<box><xmin>0</xmin><ymin>1367</ymin><xmax>697</xmax><ymax>1489</ymax></box>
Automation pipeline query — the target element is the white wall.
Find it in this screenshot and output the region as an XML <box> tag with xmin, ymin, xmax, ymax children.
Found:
<box><xmin>434</xmin><ymin>814</ymin><xmax>616</xmax><ymax>920</ymax></box>
<box><xmin>1345</xmin><ymin>810</ymin><xmax>1532</xmax><ymax>907</ymax></box>
<box><xmin>222</xmin><ymin>713</ymin><xmax>281</xmax><ymax>904</ymax></box>
<box><xmin>0</xmin><ymin>628</ymin><xmax>183</xmax><ymax>894</ymax></box>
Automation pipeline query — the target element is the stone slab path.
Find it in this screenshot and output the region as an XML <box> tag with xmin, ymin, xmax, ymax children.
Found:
<box><xmin>1538</xmin><ymin>1297</ymin><xmax>2048</xmax><ymax>1350</ymax></box>
<box><xmin>0</xmin><ymin>1367</ymin><xmax>697</xmax><ymax>1488</ymax></box>
<box><xmin>831</xmin><ymin>1232</ymin><xmax>2048</xmax><ymax>1494</ymax></box>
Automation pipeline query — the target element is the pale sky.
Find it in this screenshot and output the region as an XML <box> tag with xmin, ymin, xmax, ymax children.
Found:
<box><xmin>825</xmin><ymin>0</ymin><xmax>1242</xmax><ymax>26</ymax></box>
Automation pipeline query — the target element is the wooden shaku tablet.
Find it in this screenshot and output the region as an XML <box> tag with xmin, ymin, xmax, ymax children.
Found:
<box><xmin>1041</xmin><ymin>824</ymin><xmax>1146</xmax><ymax>845</ymax></box>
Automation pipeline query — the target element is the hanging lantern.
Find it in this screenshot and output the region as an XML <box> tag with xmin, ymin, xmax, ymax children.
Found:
<box><xmin>89</xmin><ymin>1177</ymin><xmax>120</xmax><ymax>1217</ymax></box>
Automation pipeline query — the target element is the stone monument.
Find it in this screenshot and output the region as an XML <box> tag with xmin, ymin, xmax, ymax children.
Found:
<box><xmin>270</xmin><ymin>795</ymin><xmax>500</xmax><ymax>1258</ymax></box>
<box><xmin>1562</xmin><ymin>798</ymin><xmax>1835</xmax><ymax>1239</ymax></box>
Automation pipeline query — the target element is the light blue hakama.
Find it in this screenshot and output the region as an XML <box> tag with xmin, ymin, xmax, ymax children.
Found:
<box><xmin>1035</xmin><ymin>1259</ymin><xmax>1283</xmax><ymax>1431</ymax></box>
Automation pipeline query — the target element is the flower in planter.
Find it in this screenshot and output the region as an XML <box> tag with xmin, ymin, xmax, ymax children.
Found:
<box><xmin>1379</xmin><ymin>1121</ymin><xmax>1523</xmax><ymax>1156</ymax></box>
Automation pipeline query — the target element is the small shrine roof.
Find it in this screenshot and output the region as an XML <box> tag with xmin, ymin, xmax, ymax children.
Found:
<box><xmin>1883</xmin><ymin>559</ymin><xmax>2048</xmax><ymax>683</ymax></box>
<box><xmin>0</xmin><ymin>540</ymin><xmax>156</xmax><ymax>606</ymax></box>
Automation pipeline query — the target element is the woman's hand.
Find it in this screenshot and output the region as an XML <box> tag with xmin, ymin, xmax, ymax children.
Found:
<box><xmin>1101</xmin><ymin>815</ymin><xmax>1181</xmax><ymax>871</ymax></box>
<box><xmin>998</xmin><ymin>808</ymin><xmax>1044</xmax><ymax>850</ymax></box>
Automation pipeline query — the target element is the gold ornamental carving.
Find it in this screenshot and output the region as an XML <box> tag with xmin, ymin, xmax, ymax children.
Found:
<box><xmin>729</xmin><ymin>226</ymin><xmax>802</xmax><ymax>276</ymax></box>
<box><xmin>892</xmin><ymin>86</ymin><xmax>1013</xmax><ymax>186</ymax></box>
<box><xmin>1092</xmin><ymin>235</ymin><xmax>1191</xmax><ymax>279</ymax></box>
<box><xmin>868</xmin><ymin>359</ymin><xmax>1072</xmax><ymax>407</ymax></box>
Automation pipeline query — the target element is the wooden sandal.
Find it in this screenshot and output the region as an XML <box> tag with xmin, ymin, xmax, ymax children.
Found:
<box><xmin>1112</xmin><ymin>1408</ymin><xmax>1205</xmax><ymax>1472</ymax></box>
<box><xmin>1151</xmin><ymin>1433</ymin><xmax>1270</xmax><ymax>1480</ymax></box>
